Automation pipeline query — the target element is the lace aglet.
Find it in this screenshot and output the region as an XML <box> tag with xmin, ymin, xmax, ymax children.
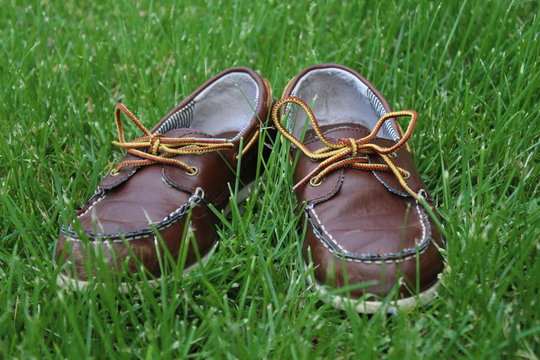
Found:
<box><xmin>292</xmin><ymin>180</ymin><xmax>306</xmax><ymax>191</ymax></box>
<box><xmin>293</xmin><ymin>166</ymin><xmax>322</xmax><ymax>190</ymax></box>
<box><xmin>292</xmin><ymin>174</ymin><xmax>313</xmax><ymax>190</ymax></box>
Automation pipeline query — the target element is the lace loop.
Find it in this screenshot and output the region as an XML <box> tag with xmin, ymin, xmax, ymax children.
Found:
<box><xmin>271</xmin><ymin>97</ymin><xmax>420</xmax><ymax>200</ymax></box>
<box><xmin>111</xmin><ymin>104</ymin><xmax>234</xmax><ymax>174</ymax></box>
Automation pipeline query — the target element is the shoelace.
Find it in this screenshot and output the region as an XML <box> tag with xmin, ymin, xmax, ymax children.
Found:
<box><xmin>111</xmin><ymin>104</ymin><xmax>234</xmax><ymax>175</ymax></box>
<box><xmin>271</xmin><ymin>97</ymin><xmax>421</xmax><ymax>200</ymax></box>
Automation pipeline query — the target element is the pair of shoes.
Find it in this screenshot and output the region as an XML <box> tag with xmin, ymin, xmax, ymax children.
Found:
<box><xmin>56</xmin><ymin>64</ymin><xmax>445</xmax><ymax>313</ymax></box>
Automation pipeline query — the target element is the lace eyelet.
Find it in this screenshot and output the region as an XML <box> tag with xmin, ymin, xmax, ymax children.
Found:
<box><xmin>310</xmin><ymin>177</ymin><xmax>323</xmax><ymax>187</ymax></box>
<box><xmin>389</xmin><ymin>152</ymin><xmax>398</xmax><ymax>159</ymax></box>
<box><xmin>110</xmin><ymin>170</ymin><xmax>120</xmax><ymax>177</ymax></box>
<box><xmin>186</xmin><ymin>167</ymin><xmax>199</xmax><ymax>176</ymax></box>
<box><xmin>403</xmin><ymin>170</ymin><xmax>411</xmax><ymax>180</ymax></box>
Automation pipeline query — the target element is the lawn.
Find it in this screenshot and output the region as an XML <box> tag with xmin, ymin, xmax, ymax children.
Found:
<box><xmin>0</xmin><ymin>0</ymin><xmax>539</xmax><ymax>358</ymax></box>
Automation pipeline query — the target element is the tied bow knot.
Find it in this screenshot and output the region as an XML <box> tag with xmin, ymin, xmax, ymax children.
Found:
<box><xmin>271</xmin><ymin>97</ymin><xmax>420</xmax><ymax>200</ymax></box>
<box><xmin>110</xmin><ymin>104</ymin><xmax>234</xmax><ymax>175</ymax></box>
<box><xmin>148</xmin><ymin>133</ymin><xmax>164</xmax><ymax>156</ymax></box>
<box><xmin>339</xmin><ymin>138</ymin><xmax>358</xmax><ymax>157</ymax></box>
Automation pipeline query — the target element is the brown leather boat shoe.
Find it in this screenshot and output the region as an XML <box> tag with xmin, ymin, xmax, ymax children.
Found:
<box><xmin>56</xmin><ymin>67</ymin><xmax>272</xmax><ymax>290</ymax></box>
<box><xmin>272</xmin><ymin>64</ymin><xmax>445</xmax><ymax>313</ymax></box>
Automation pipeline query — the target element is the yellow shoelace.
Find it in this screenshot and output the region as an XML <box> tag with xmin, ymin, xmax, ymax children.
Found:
<box><xmin>111</xmin><ymin>104</ymin><xmax>234</xmax><ymax>175</ymax></box>
<box><xmin>271</xmin><ymin>97</ymin><xmax>421</xmax><ymax>200</ymax></box>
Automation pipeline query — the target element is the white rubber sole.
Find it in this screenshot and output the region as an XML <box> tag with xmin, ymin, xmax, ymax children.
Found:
<box><xmin>308</xmin><ymin>272</ymin><xmax>441</xmax><ymax>314</ymax></box>
<box><xmin>56</xmin><ymin>241</ymin><xmax>218</xmax><ymax>292</ymax></box>
<box><xmin>57</xmin><ymin>181</ymin><xmax>254</xmax><ymax>292</ymax></box>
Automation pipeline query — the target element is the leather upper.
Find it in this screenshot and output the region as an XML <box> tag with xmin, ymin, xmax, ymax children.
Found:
<box><xmin>56</xmin><ymin>67</ymin><xmax>272</xmax><ymax>281</ymax></box>
<box><xmin>280</xmin><ymin>64</ymin><xmax>445</xmax><ymax>299</ymax></box>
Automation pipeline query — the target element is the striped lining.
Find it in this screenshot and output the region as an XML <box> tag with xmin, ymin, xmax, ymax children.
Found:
<box><xmin>155</xmin><ymin>100</ymin><xmax>195</xmax><ymax>134</ymax></box>
<box><xmin>286</xmin><ymin>88</ymin><xmax>401</xmax><ymax>141</ymax></box>
<box><xmin>366</xmin><ymin>88</ymin><xmax>400</xmax><ymax>141</ymax></box>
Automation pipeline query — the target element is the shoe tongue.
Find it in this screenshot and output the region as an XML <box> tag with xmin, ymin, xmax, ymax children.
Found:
<box><xmin>303</xmin><ymin>123</ymin><xmax>396</xmax><ymax>148</ymax></box>
<box><xmin>99</xmin><ymin>128</ymin><xmax>221</xmax><ymax>191</ymax></box>
<box><xmin>299</xmin><ymin>122</ymin><xmax>425</xmax><ymax>197</ymax></box>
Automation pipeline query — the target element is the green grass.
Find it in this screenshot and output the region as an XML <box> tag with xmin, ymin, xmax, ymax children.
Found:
<box><xmin>1</xmin><ymin>0</ymin><xmax>539</xmax><ymax>358</ymax></box>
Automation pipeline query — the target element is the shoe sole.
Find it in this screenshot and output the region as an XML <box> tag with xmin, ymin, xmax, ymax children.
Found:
<box><xmin>56</xmin><ymin>181</ymin><xmax>254</xmax><ymax>292</ymax></box>
<box><xmin>56</xmin><ymin>242</ymin><xmax>218</xmax><ymax>292</ymax></box>
<box><xmin>307</xmin><ymin>272</ymin><xmax>440</xmax><ymax>314</ymax></box>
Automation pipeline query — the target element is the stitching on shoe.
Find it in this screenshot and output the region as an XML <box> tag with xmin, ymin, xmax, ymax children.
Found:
<box><xmin>63</xmin><ymin>201</ymin><xmax>193</xmax><ymax>243</ymax></box>
<box><xmin>416</xmin><ymin>201</ymin><xmax>428</xmax><ymax>245</ymax></box>
<box><xmin>77</xmin><ymin>192</ymin><xmax>106</xmax><ymax>218</ymax></box>
<box><xmin>307</xmin><ymin>205</ymin><xmax>346</xmax><ymax>253</ymax></box>
<box><xmin>306</xmin><ymin>201</ymin><xmax>432</xmax><ymax>264</ymax></box>
<box><xmin>372</xmin><ymin>170</ymin><xmax>410</xmax><ymax>197</ymax></box>
<box><xmin>75</xmin><ymin>190</ymin><xmax>103</xmax><ymax>212</ymax></box>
